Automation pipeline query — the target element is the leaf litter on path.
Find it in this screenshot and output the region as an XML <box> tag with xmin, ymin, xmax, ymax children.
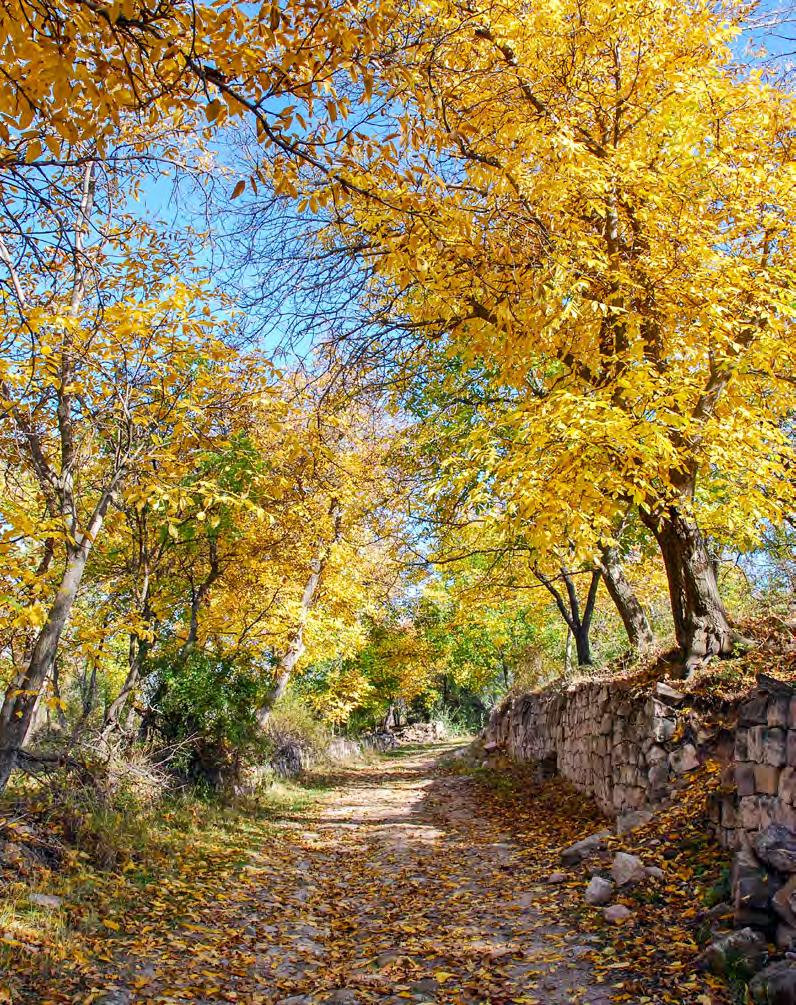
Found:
<box><xmin>1</xmin><ymin>744</ymin><xmax>733</xmax><ymax>1004</ymax></box>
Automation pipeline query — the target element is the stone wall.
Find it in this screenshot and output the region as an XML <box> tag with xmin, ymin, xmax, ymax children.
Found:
<box><xmin>485</xmin><ymin>673</ymin><xmax>796</xmax><ymax>952</ymax></box>
<box><xmin>711</xmin><ymin>678</ymin><xmax>796</xmax><ymax>851</ymax></box>
<box><xmin>485</xmin><ymin>677</ymin><xmax>712</xmax><ymax>818</ymax></box>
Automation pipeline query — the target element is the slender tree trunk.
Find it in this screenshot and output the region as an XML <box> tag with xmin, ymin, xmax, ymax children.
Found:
<box><xmin>0</xmin><ymin>547</ymin><xmax>91</xmax><ymax>790</ymax></box>
<box><xmin>256</xmin><ymin>499</ymin><xmax>343</xmax><ymax>727</ymax></box>
<box><xmin>103</xmin><ymin>637</ymin><xmax>149</xmax><ymax>735</ymax></box>
<box><xmin>599</xmin><ymin>543</ymin><xmax>655</xmax><ymax>655</ymax></box>
<box><xmin>640</xmin><ymin>501</ymin><xmax>734</xmax><ymax>671</ymax></box>
<box><xmin>534</xmin><ymin>566</ymin><xmax>601</xmax><ymax>667</ymax></box>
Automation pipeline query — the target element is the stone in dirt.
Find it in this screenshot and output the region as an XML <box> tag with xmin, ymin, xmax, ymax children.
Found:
<box><xmin>755</xmin><ymin>824</ymin><xmax>796</xmax><ymax>874</ymax></box>
<box><xmin>584</xmin><ymin>875</ymin><xmax>614</xmax><ymax>906</ymax></box>
<box><xmin>611</xmin><ymin>852</ymin><xmax>646</xmax><ymax>887</ymax></box>
<box><xmin>697</xmin><ymin>928</ymin><xmax>768</xmax><ymax>978</ymax></box>
<box><xmin>546</xmin><ymin>872</ymin><xmax>567</xmax><ymax>884</ymax></box>
<box><xmin>616</xmin><ymin>809</ymin><xmax>654</xmax><ymax>835</ymax></box>
<box><xmin>749</xmin><ymin>960</ymin><xmax>796</xmax><ymax>1004</ymax></box>
<box><xmin>29</xmin><ymin>892</ymin><xmax>62</xmax><ymax>909</ymax></box>
<box><xmin>560</xmin><ymin>831</ymin><xmax>610</xmax><ymax>866</ymax></box>
<box><xmin>603</xmin><ymin>904</ymin><xmax>633</xmax><ymax>924</ymax></box>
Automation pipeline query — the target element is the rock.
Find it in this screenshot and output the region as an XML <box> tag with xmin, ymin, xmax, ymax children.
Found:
<box><xmin>29</xmin><ymin>893</ymin><xmax>62</xmax><ymax>910</ymax></box>
<box><xmin>767</xmin><ymin>730</ymin><xmax>788</xmax><ymax>768</ymax></box>
<box><xmin>546</xmin><ymin>872</ymin><xmax>567</xmax><ymax>884</ymax></box>
<box><xmin>742</xmin><ymin>694</ymin><xmax>772</xmax><ymax>726</ymax></box>
<box><xmin>755</xmin><ymin>825</ymin><xmax>796</xmax><ymax>874</ymax></box>
<box><xmin>585</xmin><ymin>875</ymin><xmax>614</xmax><ymax>906</ymax></box>
<box><xmin>656</xmin><ymin>682</ymin><xmax>686</xmax><ymax>706</ymax></box>
<box><xmin>645</xmin><ymin>866</ymin><xmax>665</xmax><ymax>880</ymax></box>
<box><xmin>616</xmin><ymin>809</ymin><xmax>654</xmax><ymax>835</ymax></box>
<box><xmin>603</xmin><ymin>904</ymin><xmax>633</xmax><ymax>925</ymax></box>
<box><xmin>777</xmin><ymin>925</ymin><xmax>796</xmax><ymax>952</ymax></box>
<box><xmin>611</xmin><ymin>852</ymin><xmax>646</xmax><ymax>887</ymax></box>
<box><xmin>749</xmin><ymin>960</ymin><xmax>796</xmax><ymax>1004</ymax></box>
<box><xmin>409</xmin><ymin>978</ymin><xmax>438</xmax><ymax>996</ymax></box>
<box><xmin>653</xmin><ymin>717</ymin><xmax>676</xmax><ymax>743</ymax></box>
<box><xmin>774</xmin><ymin>877</ymin><xmax>796</xmax><ymax>927</ymax></box>
<box><xmin>0</xmin><ymin>841</ymin><xmax>27</xmax><ymax>866</ymax></box>
<box><xmin>560</xmin><ymin>831</ymin><xmax>610</xmax><ymax>867</ymax></box>
<box><xmin>734</xmin><ymin>848</ymin><xmax>780</xmax><ymax>928</ymax></box>
<box><xmin>669</xmin><ymin>744</ymin><xmax>699</xmax><ymax>775</ymax></box>
<box><xmin>323</xmin><ymin>992</ymin><xmax>360</xmax><ymax>1005</ymax></box>
<box><xmin>697</xmin><ymin>928</ymin><xmax>768</xmax><ymax>978</ymax></box>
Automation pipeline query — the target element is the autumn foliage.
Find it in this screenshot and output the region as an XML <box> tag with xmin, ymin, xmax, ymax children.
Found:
<box><xmin>0</xmin><ymin>0</ymin><xmax>792</xmax><ymax>794</ymax></box>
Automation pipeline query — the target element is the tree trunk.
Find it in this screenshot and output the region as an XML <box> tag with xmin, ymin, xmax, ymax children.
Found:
<box><xmin>599</xmin><ymin>543</ymin><xmax>655</xmax><ymax>655</ymax></box>
<box><xmin>534</xmin><ymin>566</ymin><xmax>601</xmax><ymax>667</ymax></box>
<box><xmin>103</xmin><ymin>636</ymin><xmax>148</xmax><ymax>735</ymax></box>
<box><xmin>0</xmin><ymin>547</ymin><xmax>91</xmax><ymax>790</ymax></box>
<box><xmin>640</xmin><ymin>503</ymin><xmax>734</xmax><ymax>671</ymax></box>
<box><xmin>256</xmin><ymin>499</ymin><xmax>342</xmax><ymax>727</ymax></box>
<box><xmin>572</xmin><ymin>622</ymin><xmax>593</xmax><ymax>667</ymax></box>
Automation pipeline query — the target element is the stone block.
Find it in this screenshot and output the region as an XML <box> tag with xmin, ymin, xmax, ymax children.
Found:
<box><xmin>790</xmin><ymin>697</ymin><xmax>796</xmax><ymax>730</ymax></box>
<box><xmin>653</xmin><ymin>716</ymin><xmax>676</xmax><ymax>743</ymax></box>
<box><xmin>670</xmin><ymin>744</ymin><xmax>699</xmax><ymax>775</ymax></box>
<box><xmin>755</xmin><ymin>763</ymin><xmax>781</xmax><ymax>795</ymax></box>
<box><xmin>648</xmin><ymin>761</ymin><xmax>669</xmax><ymax>790</ymax></box>
<box><xmin>647</xmin><ymin>744</ymin><xmax>668</xmax><ymax>764</ymax></box>
<box><xmin>740</xmin><ymin>796</ymin><xmax>763</xmax><ymax>831</ymax></box>
<box><xmin>773</xmin><ymin>803</ymin><xmax>796</xmax><ymax>832</ymax></box>
<box><xmin>612</xmin><ymin>852</ymin><xmax>647</xmax><ymax>886</ymax></box>
<box><xmin>656</xmin><ymin>681</ymin><xmax>686</xmax><ymax>706</ymax></box>
<box><xmin>754</xmin><ymin>824</ymin><xmax>796</xmax><ymax>874</ymax></box>
<box><xmin>722</xmin><ymin>799</ymin><xmax>739</xmax><ymax>829</ymax></box>
<box><xmin>749</xmin><ymin>725</ymin><xmax>768</xmax><ymax>762</ymax></box>
<box><xmin>697</xmin><ymin>928</ymin><xmax>768</xmax><ymax>978</ymax></box>
<box><xmin>749</xmin><ymin>961</ymin><xmax>796</xmax><ymax>1005</ymax></box>
<box><xmin>775</xmin><ymin>923</ymin><xmax>796</xmax><ymax>952</ymax></box>
<box><xmin>736</xmin><ymin>728</ymin><xmax>750</xmax><ymax>761</ymax></box>
<box><xmin>737</xmin><ymin>761</ymin><xmax>757</xmax><ymax>796</ymax></box>
<box><xmin>781</xmin><ymin>768</ymin><xmax>796</xmax><ymax>806</ymax></box>
<box><xmin>788</xmin><ymin>731</ymin><xmax>796</xmax><ymax>767</ymax></box>
<box><xmin>766</xmin><ymin>728</ymin><xmax>787</xmax><ymax>767</ymax></box>
<box><xmin>769</xmin><ymin>695</ymin><xmax>791</xmax><ymax>728</ymax></box>
<box><xmin>772</xmin><ymin>875</ymin><xmax>796</xmax><ymax>927</ymax></box>
<box><xmin>741</xmin><ymin>694</ymin><xmax>770</xmax><ymax>726</ymax></box>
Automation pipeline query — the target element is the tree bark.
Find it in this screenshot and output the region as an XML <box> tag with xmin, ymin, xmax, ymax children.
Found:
<box><xmin>640</xmin><ymin>502</ymin><xmax>734</xmax><ymax>671</ymax></box>
<box><xmin>599</xmin><ymin>542</ymin><xmax>655</xmax><ymax>655</ymax></box>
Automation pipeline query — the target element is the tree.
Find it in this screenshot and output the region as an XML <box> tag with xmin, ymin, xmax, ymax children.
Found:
<box><xmin>0</xmin><ymin>160</ymin><xmax>261</xmax><ymax>788</ymax></box>
<box><xmin>325</xmin><ymin>0</ymin><xmax>796</xmax><ymax>671</ymax></box>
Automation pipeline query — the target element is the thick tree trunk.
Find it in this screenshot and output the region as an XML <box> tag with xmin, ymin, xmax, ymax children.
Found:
<box><xmin>599</xmin><ymin>543</ymin><xmax>655</xmax><ymax>655</ymax></box>
<box><xmin>640</xmin><ymin>503</ymin><xmax>734</xmax><ymax>671</ymax></box>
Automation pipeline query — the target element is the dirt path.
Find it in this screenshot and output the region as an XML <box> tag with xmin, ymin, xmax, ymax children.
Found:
<box><xmin>63</xmin><ymin>745</ymin><xmax>619</xmax><ymax>1005</ymax></box>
